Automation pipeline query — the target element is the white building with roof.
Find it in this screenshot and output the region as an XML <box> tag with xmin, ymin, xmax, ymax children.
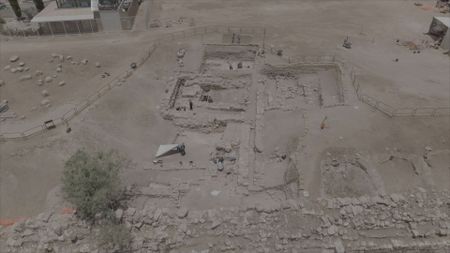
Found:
<box><xmin>30</xmin><ymin>0</ymin><xmax>140</xmax><ymax>35</ymax></box>
<box><xmin>31</xmin><ymin>0</ymin><xmax>101</xmax><ymax>34</ymax></box>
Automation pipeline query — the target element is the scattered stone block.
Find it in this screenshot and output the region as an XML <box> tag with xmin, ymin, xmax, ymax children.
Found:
<box><xmin>19</xmin><ymin>74</ymin><xmax>32</xmax><ymax>81</ymax></box>
<box><xmin>0</xmin><ymin>80</ymin><xmax>5</xmax><ymax>86</ymax></box>
<box><xmin>41</xmin><ymin>90</ymin><xmax>49</xmax><ymax>97</ymax></box>
<box><xmin>22</xmin><ymin>228</ymin><xmax>34</xmax><ymax>237</ymax></box>
<box><xmin>45</xmin><ymin>76</ymin><xmax>53</xmax><ymax>83</ymax></box>
<box><xmin>303</xmin><ymin>191</ymin><xmax>310</xmax><ymax>197</ymax></box>
<box><xmin>0</xmin><ymin>100</ymin><xmax>9</xmax><ymax>113</ymax></box>
<box><xmin>437</xmin><ymin>229</ymin><xmax>448</xmax><ymax>236</ymax></box>
<box><xmin>153</xmin><ymin>208</ymin><xmax>162</xmax><ymax>221</ymax></box>
<box><xmin>125</xmin><ymin>207</ymin><xmax>136</xmax><ymax>218</ymax></box>
<box><xmin>411</xmin><ymin>229</ymin><xmax>420</xmax><ymax>238</ymax></box>
<box><xmin>37</xmin><ymin>79</ymin><xmax>44</xmax><ymax>86</ymax></box>
<box><xmin>334</xmin><ymin>240</ymin><xmax>345</xmax><ymax>253</ymax></box>
<box><xmin>6</xmin><ymin>237</ymin><xmax>23</xmax><ymax>247</ymax></box>
<box><xmin>210</xmin><ymin>219</ymin><xmax>222</xmax><ymax>229</ymax></box>
<box><xmin>41</xmin><ymin>99</ymin><xmax>51</xmax><ymax>106</ymax></box>
<box><xmin>79</xmin><ymin>244</ymin><xmax>90</xmax><ymax>253</ymax></box>
<box><xmin>58</xmin><ymin>81</ymin><xmax>66</xmax><ymax>86</ymax></box>
<box><xmin>327</xmin><ymin>225</ymin><xmax>338</xmax><ymax>235</ymax></box>
<box><xmin>35</xmin><ymin>70</ymin><xmax>43</xmax><ymax>76</ymax></box>
<box><xmin>10</xmin><ymin>68</ymin><xmax>18</xmax><ymax>73</ymax></box>
<box><xmin>4</xmin><ymin>65</ymin><xmax>11</xmax><ymax>71</ymax></box>
<box><xmin>12</xmin><ymin>221</ymin><xmax>25</xmax><ymax>233</ymax></box>
<box><xmin>17</xmin><ymin>67</ymin><xmax>24</xmax><ymax>72</ymax></box>
<box><xmin>56</xmin><ymin>67</ymin><xmax>62</xmax><ymax>73</ymax></box>
<box><xmin>95</xmin><ymin>62</ymin><xmax>101</xmax><ymax>68</ymax></box>
<box><xmin>115</xmin><ymin>209</ymin><xmax>124</xmax><ymax>220</ymax></box>
<box><xmin>9</xmin><ymin>55</ymin><xmax>19</xmax><ymax>62</ymax></box>
<box><xmin>177</xmin><ymin>208</ymin><xmax>189</xmax><ymax>218</ymax></box>
<box><xmin>37</xmin><ymin>211</ymin><xmax>54</xmax><ymax>223</ymax></box>
<box><xmin>18</xmin><ymin>62</ymin><xmax>25</xmax><ymax>67</ymax></box>
<box><xmin>81</xmin><ymin>59</ymin><xmax>88</xmax><ymax>65</ymax></box>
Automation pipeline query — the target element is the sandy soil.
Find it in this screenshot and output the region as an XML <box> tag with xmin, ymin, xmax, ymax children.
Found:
<box><xmin>0</xmin><ymin>0</ymin><xmax>449</xmax><ymax>240</ymax></box>
<box><xmin>158</xmin><ymin>0</ymin><xmax>450</xmax><ymax>108</ymax></box>
<box><xmin>0</xmin><ymin>36</ymin><xmax>143</xmax><ymax>133</ymax></box>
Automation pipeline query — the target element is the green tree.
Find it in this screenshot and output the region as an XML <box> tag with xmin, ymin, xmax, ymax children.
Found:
<box><xmin>98</xmin><ymin>222</ymin><xmax>132</xmax><ymax>253</ymax></box>
<box><xmin>7</xmin><ymin>0</ymin><xmax>22</xmax><ymax>19</ymax></box>
<box><xmin>62</xmin><ymin>149</ymin><xmax>125</xmax><ymax>222</ymax></box>
<box><xmin>32</xmin><ymin>0</ymin><xmax>44</xmax><ymax>12</ymax></box>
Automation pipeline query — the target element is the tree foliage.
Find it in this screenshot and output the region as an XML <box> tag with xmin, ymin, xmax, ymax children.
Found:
<box><xmin>62</xmin><ymin>149</ymin><xmax>125</xmax><ymax>222</ymax></box>
<box><xmin>32</xmin><ymin>0</ymin><xmax>45</xmax><ymax>12</ymax></box>
<box><xmin>7</xmin><ymin>0</ymin><xmax>22</xmax><ymax>19</ymax></box>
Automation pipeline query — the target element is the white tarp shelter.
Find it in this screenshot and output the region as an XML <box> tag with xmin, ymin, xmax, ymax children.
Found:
<box><xmin>155</xmin><ymin>144</ymin><xmax>179</xmax><ymax>158</ymax></box>
<box><xmin>429</xmin><ymin>16</ymin><xmax>450</xmax><ymax>50</ymax></box>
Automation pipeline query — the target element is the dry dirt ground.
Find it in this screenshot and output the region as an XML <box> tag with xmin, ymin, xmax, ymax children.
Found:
<box><xmin>0</xmin><ymin>35</ymin><xmax>144</xmax><ymax>132</ymax></box>
<box><xmin>0</xmin><ymin>0</ymin><xmax>450</xmax><ymax>252</ymax></box>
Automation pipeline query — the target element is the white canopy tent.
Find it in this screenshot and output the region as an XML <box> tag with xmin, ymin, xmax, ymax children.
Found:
<box><xmin>429</xmin><ymin>16</ymin><xmax>450</xmax><ymax>50</ymax></box>
<box><xmin>155</xmin><ymin>144</ymin><xmax>180</xmax><ymax>158</ymax></box>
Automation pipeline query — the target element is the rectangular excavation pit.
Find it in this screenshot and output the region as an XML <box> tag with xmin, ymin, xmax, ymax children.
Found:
<box><xmin>253</xmin><ymin>110</ymin><xmax>304</xmax><ymax>188</ymax></box>
<box><xmin>261</xmin><ymin>64</ymin><xmax>344</xmax><ymax>108</ymax></box>
<box><xmin>264</xmin><ymin>73</ymin><xmax>321</xmax><ymax>110</ymax></box>
<box><xmin>162</xmin><ymin>77</ymin><xmax>247</xmax><ymax>130</ymax></box>
<box><xmin>173</xmin><ymin>74</ymin><xmax>251</xmax><ymax>113</ymax></box>
<box><xmin>201</xmin><ymin>44</ymin><xmax>258</xmax><ymax>72</ymax></box>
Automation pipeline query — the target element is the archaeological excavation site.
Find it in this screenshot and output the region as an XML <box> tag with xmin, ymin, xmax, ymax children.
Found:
<box><xmin>0</xmin><ymin>0</ymin><xmax>450</xmax><ymax>252</ymax></box>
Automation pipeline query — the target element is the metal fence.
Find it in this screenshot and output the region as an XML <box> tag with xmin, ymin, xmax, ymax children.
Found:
<box><xmin>0</xmin><ymin>8</ymin><xmax>267</xmax><ymax>39</ymax></box>
<box><xmin>154</xmin><ymin>26</ymin><xmax>265</xmax><ymax>43</ymax></box>
<box><xmin>1</xmin><ymin>16</ymin><xmax>137</xmax><ymax>37</ymax></box>
<box><xmin>0</xmin><ymin>25</ymin><xmax>266</xmax><ymax>141</ymax></box>
<box><xmin>351</xmin><ymin>72</ymin><xmax>450</xmax><ymax>117</ymax></box>
<box><xmin>0</xmin><ymin>44</ymin><xmax>156</xmax><ymax>141</ymax></box>
<box><xmin>270</xmin><ymin>54</ymin><xmax>450</xmax><ymax>118</ymax></box>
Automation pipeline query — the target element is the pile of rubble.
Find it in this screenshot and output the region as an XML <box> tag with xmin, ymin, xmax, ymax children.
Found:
<box><xmin>1</xmin><ymin>189</ymin><xmax>449</xmax><ymax>253</ymax></box>
<box><xmin>436</xmin><ymin>0</ymin><xmax>450</xmax><ymax>13</ymax></box>
<box><xmin>2</xmin><ymin>20</ymin><xmax>39</xmax><ymax>36</ymax></box>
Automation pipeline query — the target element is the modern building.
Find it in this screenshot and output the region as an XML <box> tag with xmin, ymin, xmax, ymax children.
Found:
<box><xmin>31</xmin><ymin>0</ymin><xmax>138</xmax><ymax>34</ymax></box>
